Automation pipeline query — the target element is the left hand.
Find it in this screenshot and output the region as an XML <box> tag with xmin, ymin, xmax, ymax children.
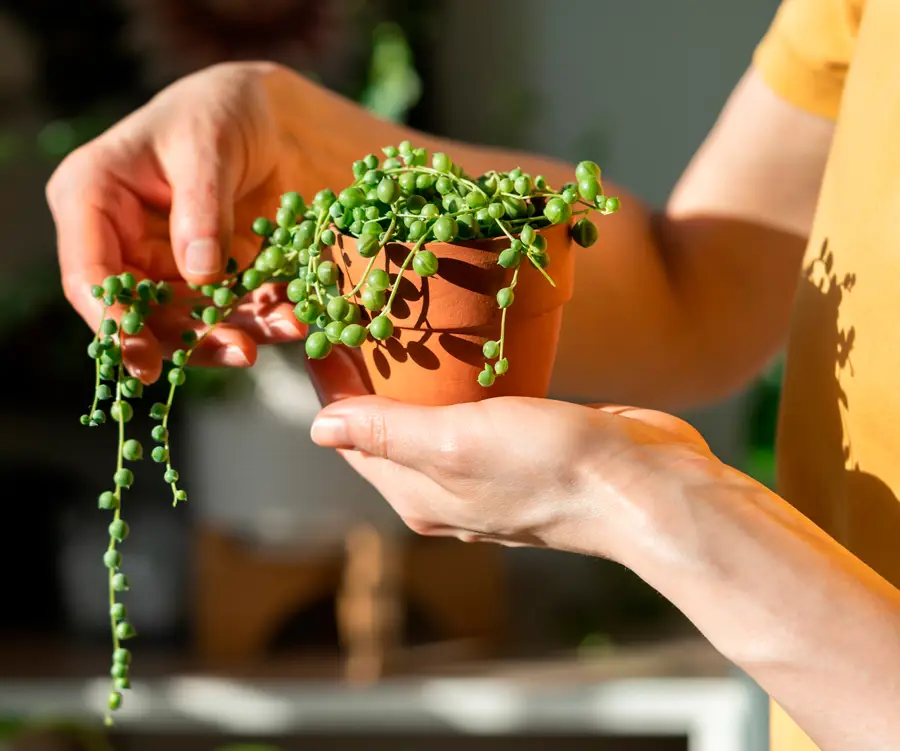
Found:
<box><xmin>306</xmin><ymin>349</ymin><xmax>717</xmax><ymax>559</ymax></box>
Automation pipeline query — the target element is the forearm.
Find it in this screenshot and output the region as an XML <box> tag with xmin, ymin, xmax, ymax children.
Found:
<box><xmin>261</xmin><ymin>62</ymin><xmax>798</xmax><ymax>411</ymax></box>
<box><xmin>604</xmin><ymin>461</ymin><xmax>900</xmax><ymax>750</ymax></box>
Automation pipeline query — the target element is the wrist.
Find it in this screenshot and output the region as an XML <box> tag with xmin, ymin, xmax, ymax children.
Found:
<box><xmin>557</xmin><ymin>437</ymin><xmax>746</xmax><ymax>567</ymax></box>
<box><xmin>612</xmin><ymin>454</ymin><xmax>767</xmax><ymax>588</ymax></box>
<box><xmin>525</xmin><ymin>428</ymin><xmax>713</xmax><ymax>562</ymax></box>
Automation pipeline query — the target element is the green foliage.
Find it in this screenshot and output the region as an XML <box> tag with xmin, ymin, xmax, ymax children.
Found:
<box><xmin>79</xmin><ymin>144</ymin><xmax>620</xmax><ymax>724</ymax></box>
<box><xmin>742</xmin><ymin>356</ymin><xmax>785</xmax><ymax>489</ymax></box>
<box><xmin>245</xmin><ymin>149</ymin><xmax>617</xmax><ymax>384</ymax></box>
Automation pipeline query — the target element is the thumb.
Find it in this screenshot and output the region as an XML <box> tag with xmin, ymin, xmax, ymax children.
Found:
<box><xmin>311</xmin><ymin>394</ymin><xmax>443</xmax><ymax>470</ymax></box>
<box><xmin>160</xmin><ymin>129</ymin><xmax>238</xmax><ymax>285</ymax></box>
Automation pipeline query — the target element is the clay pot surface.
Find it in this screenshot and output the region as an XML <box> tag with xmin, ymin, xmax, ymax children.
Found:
<box><xmin>333</xmin><ymin>221</ymin><xmax>575</xmax><ymax>406</ymax></box>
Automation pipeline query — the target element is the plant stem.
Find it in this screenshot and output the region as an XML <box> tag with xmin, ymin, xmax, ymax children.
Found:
<box><xmin>86</xmin><ymin>305</ymin><xmax>110</xmax><ymax>418</ymax></box>
<box><xmin>498</xmin><ymin>267</ymin><xmax>520</xmax><ymax>361</ymax></box>
<box><xmin>525</xmin><ymin>254</ymin><xmax>555</xmax><ymax>285</ymax></box>
<box><xmin>297</xmin><ymin>209</ymin><xmax>334</xmax><ymax>305</ymax></box>
<box><xmin>104</xmin><ymin>364</ymin><xmax>126</xmax><ymax>727</ymax></box>
<box><xmin>160</xmin><ymin>303</ymin><xmax>239</xmax><ymax>506</ymax></box>
<box><xmin>494</xmin><ymin>219</ymin><xmax>557</xmax><ymax>288</ymax></box>
<box><xmin>384</xmin><ymin>228</ymin><xmax>432</xmax><ymax>316</ymax></box>
<box><xmin>160</xmin><ymin>380</ymin><xmax>179</xmax><ymax>505</ymax></box>
<box><xmin>343</xmin><ymin>215</ymin><xmax>397</xmax><ymax>299</ymax></box>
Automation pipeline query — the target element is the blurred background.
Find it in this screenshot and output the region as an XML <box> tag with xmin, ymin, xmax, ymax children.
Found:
<box><xmin>0</xmin><ymin>1</ymin><xmax>784</xmax><ymax>749</ymax></box>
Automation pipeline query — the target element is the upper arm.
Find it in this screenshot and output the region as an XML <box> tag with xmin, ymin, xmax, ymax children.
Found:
<box><xmin>655</xmin><ymin>2</ymin><xmax>851</xmax><ymax>401</ymax></box>
<box><xmin>667</xmin><ymin>66</ymin><xmax>835</xmax><ymax>240</ymax></box>
<box><xmin>552</xmin><ymin>67</ymin><xmax>839</xmax><ymax>408</ymax></box>
<box><xmin>670</xmin><ymin>0</ymin><xmax>855</xmax><ymax>230</ymax></box>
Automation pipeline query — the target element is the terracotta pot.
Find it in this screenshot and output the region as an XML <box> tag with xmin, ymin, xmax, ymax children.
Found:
<box><xmin>333</xmin><ymin>222</ymin><xmax>575</xmax><ymax>406</ymax></box>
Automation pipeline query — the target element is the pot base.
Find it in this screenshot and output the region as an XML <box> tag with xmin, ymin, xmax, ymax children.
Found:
<box><xmin>359</xmin><ymin>306</ymin><xmax>563</xmax><ymax>406</ymax></box>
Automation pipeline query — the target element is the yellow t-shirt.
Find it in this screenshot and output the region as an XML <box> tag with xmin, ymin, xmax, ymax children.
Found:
<box><xmin>755</xmin><ymin>1</ymin><xmax>900</xmax><ymax>749</ymax></box>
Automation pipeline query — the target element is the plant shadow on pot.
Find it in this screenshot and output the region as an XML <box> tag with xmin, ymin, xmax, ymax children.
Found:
<box><xmin>335</xmin><ymin>222</ymin><xmax>574</xmax><ymax>406</ymax></box>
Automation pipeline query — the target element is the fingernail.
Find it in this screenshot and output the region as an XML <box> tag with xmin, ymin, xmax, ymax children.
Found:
<box><xmin>185</xmin><ymin>238</ymin><xmax>221</xmax><ymax>275</ymax></box>
<box><xmin>269</xmin><ymin>318</ymin><xmax>303</xmax><ymax>338</ymax></box>
<box><xmin>311</xmin><ymin>415</ymin><xmax>351</xmax><ymax>447</ymax></box>
<box><xmin>221</xmin><ymin>346</ymin><xmax>250</xmax><ymax>367</ymax></box>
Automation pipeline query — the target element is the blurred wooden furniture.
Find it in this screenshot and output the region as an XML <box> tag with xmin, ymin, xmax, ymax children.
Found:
<box><xmin>336</xmin><ymin>524</ymin><xmax>405</xmax><ymax>683</ymax></box>
<box><xmin>193</xmin><ymin>522</ymin><xmax>507</xmax><ymax>680</ymax></box>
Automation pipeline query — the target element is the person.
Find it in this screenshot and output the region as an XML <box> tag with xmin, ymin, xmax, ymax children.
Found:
<box><xmin>47</xmin><ymin>1</ymin><xmax>900</xmax><ymax>749</ymax></box>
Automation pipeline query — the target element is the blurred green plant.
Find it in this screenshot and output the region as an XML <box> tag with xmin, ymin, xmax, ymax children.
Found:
<box><xmin>0</xmin><ymin>108</ymin><xmax>120</xmax><ymax>167</ymax></box>
<box><xmin>742</xmin><ymin>355</ymin><xmax>785</xmax><ymax>489</ymax></box>
<box><xmin>359</xmin><ymin>21</ymin><xmax>421</xmax><ymax>123</ymax></box>
<box><xmin>0</xmin><ymin>18</ymin><xmax>419</xmax><ymax>164</ymax></box>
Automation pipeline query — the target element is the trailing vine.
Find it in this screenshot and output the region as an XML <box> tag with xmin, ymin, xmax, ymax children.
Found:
<box><xmin>80</xmin><ymin>141</ymin><xmax>619</xmax><ymax>724</ymax></box>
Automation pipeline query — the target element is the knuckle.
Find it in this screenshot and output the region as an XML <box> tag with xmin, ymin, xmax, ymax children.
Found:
<box><xmin>60</xmin><ymin>274</ymin><xmax>96</xmax><ymax>329</ymax></box>
<box><xmin>427</xmin><ymin>404</ymin><xmax>481</xmax><ymax>479</ymax></box>
<box><xmin>45</xmin><ymin>158</ymin><xmax>71</xmax><ymax>210</ymax></box>
<box><xmin>60</xmin><ymin>275</ymin><xmax>78</xmax><ymax>304</ymax></box>
<box><xmin>362</xmin><ymin>411</ymin><xmax>389</xmax><ymax>459</ymax></box>
<box><xmin>430</xmin><ymin>432</ymin><xmax>468</xmax><ymax>479</ymax></box>
<box><xmin>46</xmin><ymin>145</ymin><xmax>95</xmax><ymax>210</ymax></box>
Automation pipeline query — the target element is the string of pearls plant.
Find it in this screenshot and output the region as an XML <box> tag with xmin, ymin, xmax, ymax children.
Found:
<box><xmin>81</xmin><ymin>141</ymin><xmax>619</xmax><ymax>724</ymax></box>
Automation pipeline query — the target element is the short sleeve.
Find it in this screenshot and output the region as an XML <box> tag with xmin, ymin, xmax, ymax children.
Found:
<box><xmin>753</xmin><ymin>0</ymin><xmax>860</xmax><ymax>120</ymax></box>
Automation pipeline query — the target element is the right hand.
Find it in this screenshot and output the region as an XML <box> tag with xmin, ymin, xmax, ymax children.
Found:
<box><xmin>46</xmin><ymin>62</ymin><xmax>307</xmax><ymax>384</ymax></box>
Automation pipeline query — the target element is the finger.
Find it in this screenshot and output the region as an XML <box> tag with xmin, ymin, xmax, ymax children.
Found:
<box><xmin>157</xmin><ymin>124</ymin><xmax>240</xmax><ymax>286</ymax></box>
<box><xmin>157</xmin><ymin>299</ymin><xmax>304</xmax><ymax>351</ymax></box>
<box><xmin>226</xmin><ymin>303</ymin><xmax>307</xmax><ymax>343</ymax></box>
<box><xmin>228</xmin><ymin>284</ymin><xmax>307</xmax><ymax>343</ymax></box>
<box><xmin>121</xmin><ymin>330</ymin><xmax>164</xmax><ymax>385</ymax></box>
<box><xmin>150</xmin><ymin>277</ymin><xmax>305</xmax><ymax>343</ymax></box>
<box><xmin>147</xmin><ymin>308</ymin><xmax>258</xmax><ymax>367</ymax></box>
<box><xmin>77</xmin><ymin>283</ymin><xmax>164</xmax><ymax>386</ymax></box>
<box><xmin>142</xmin><ymin>281</ymin><xmax>302</xmax><ymax>364</ymax></box>
<box><xmin>77</xmin><ymin>285</ymin><xmax>163</xmax><ymax>385</ymax></box>
<box><xmin>337</xmin><ymin>449</ymin><xmax>454</xmax><ymax>537</ymax></box>
<box><xmin>48</xmin><ymin>154</ymin><xmax>170</xmax><ymax>384</ymax></box>
<box><xmin>305</xmin><ymin>346</ymin><xmax>372</xmax><ymax>406</ymax></box>
<box><xmin>66</xmin><ymin>262</ymin><xmax>166</xmax><ymax>385</ymax></box>
<box><xmin>51</xmin><ymin>169</ymin><xmax>124</xmax><ymax>330</ymax></box>
<box><xmin>186</xmin><ymin>326</ymin><xmax>258</xmax><ymax>368</ymax></box>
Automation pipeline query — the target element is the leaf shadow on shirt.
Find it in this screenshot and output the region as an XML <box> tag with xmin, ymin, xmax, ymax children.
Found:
<box><xmin>783</xmin><ymin>238</ymin><xmax>900</xmax><ymax>586</ymax></box>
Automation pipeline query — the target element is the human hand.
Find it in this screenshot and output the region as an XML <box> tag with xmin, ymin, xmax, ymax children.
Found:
<box><xmin>306</xmin><ymin>349</ymin><xmax>716</xmax><ymax>558</ymax></box>
<box><xmin>47</xmin><ymin>62</ymin><xmax>306</xmax><ymax>384</ymax></box>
